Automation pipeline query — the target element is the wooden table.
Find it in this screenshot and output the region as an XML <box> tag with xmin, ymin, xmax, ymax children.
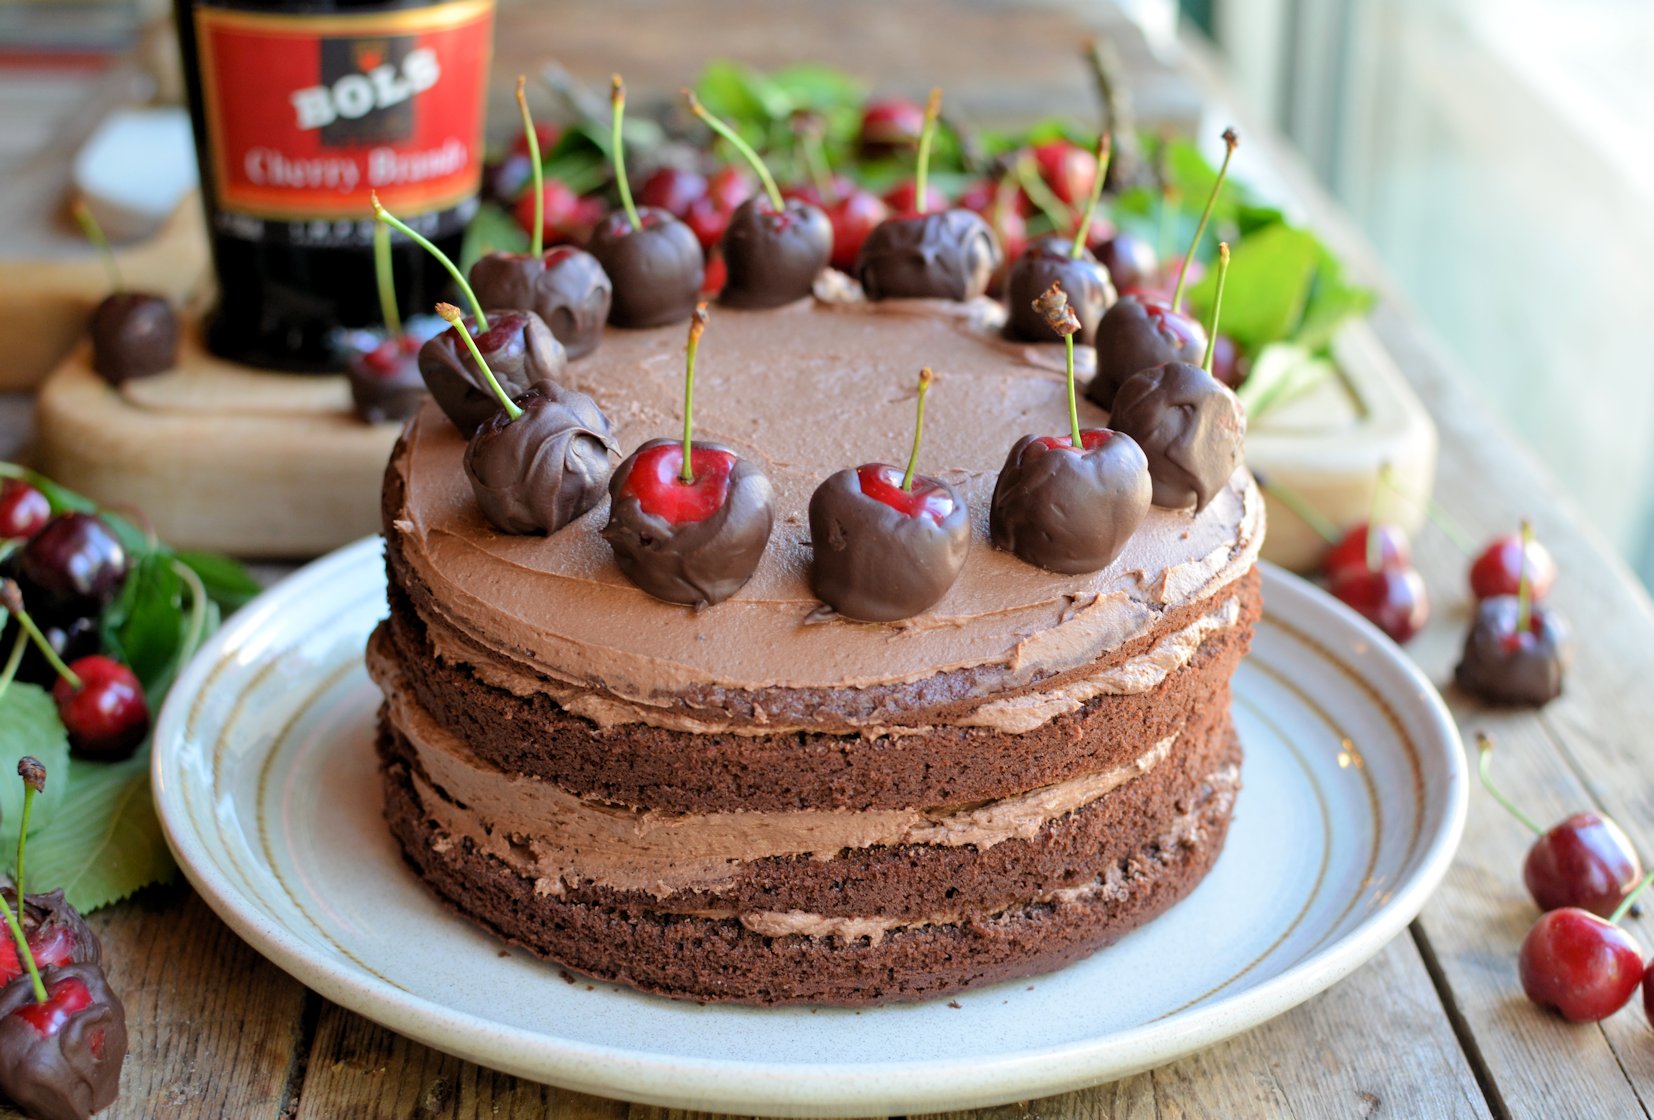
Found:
<box><xmin>3</xmin><ymin>4</ymin><xmax>1652</xmax><ymax>1117</ymax></box>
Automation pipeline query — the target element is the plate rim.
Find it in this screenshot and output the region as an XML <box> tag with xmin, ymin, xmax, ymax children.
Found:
<box><xmin>152</xmin><ymin>539</ymin><xmax>1467</xmax><ymax>1117</ymax></box>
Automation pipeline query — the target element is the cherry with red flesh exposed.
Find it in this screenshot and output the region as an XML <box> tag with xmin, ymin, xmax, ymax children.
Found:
<box><xmin>73</xmin><ymin>202</ymin><xmax>178</xmax><ymax>385</ymax></box>
<box><xmin>587</xmin><ymin>76</ymin><xmax>704</xmax><ymax>328</ymax></box>
<box><xmin>686</xmin><ymin>91</ymin><xmax>832</xmax><ymax>310</ymax></box>
<box><xmin>13</xmin><ymin>514</ymin><xmax>126</xmax><ymax>623</ymax></box>
<box><xmin>1457</xmin><ymin>522</ymin><xmax>1570</xmax><ymax>705</ymax></box>
<box><xmin>1519</xmin><ymin>868</ymin><xmax>1654</xmax><ymax>1022</ymax></box>
<box><xmin>51</xmin><ymin>655</ymin><xmax>149</xmax><ymax>762</ymax></box>
<box><xmin>1471</xmin><ymin>528</ymin><xmax>1557</xmax><ymax>602</ymax></box>
<box><xmin>0</xmin><ymin>481</ymin><xmax>49</xmax><ymax>542</ymax></box>
<box><xmin>1095</xmin><ymin>232</ymin><xmax>1159</xmax><ymax>295</ymax></box>
<box><xmin>1087</xmin><ymin>128</ymin><xmax>1236</xmax><ymax>409</ymax></box>
<box><xmin>992</xmin><ymin>282</ymin><xmax>1151</xmax><ymax>573</ymax></box>
<box><xmin>858</xmin><ymin>97</ymin><xmax>927</xmax><ymax>157</ymax></box>
<box><xmin>1004</xmin><ymin>135</ymin><xmax>1117</xmax><ymax>346</ymax></box>
<box><xmin>602</xmin><ymin>306</ymin><xmax>774</xmax><ymax>607</ymax></box>
<box><xmin>809</xmin><ymin>368</ymin><xmax>969</xmax><ymax>621</ymax></box>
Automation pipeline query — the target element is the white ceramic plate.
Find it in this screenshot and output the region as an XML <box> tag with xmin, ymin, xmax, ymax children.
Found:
<box><xmin>152</xmin><ymin>540</ymin><xmax>1465</xmax><ymax>1117</ymax></box>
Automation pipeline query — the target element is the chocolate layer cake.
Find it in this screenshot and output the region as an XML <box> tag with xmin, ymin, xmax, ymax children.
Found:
<box><xmin>372</xmin><ymin>292</ymin><xmax>1263</xmax><ymax>1005</ymax></box>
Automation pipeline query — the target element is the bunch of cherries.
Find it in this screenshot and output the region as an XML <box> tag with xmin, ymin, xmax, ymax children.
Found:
<box><xmin>0</xmin><ymin>479</ymin><xmax>150</xmax><ymax>761</ymax></box>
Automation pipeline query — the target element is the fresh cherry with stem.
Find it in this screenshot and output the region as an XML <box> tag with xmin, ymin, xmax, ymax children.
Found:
<box><xmin>1471</xmin><ymin>524</ymin><xmax>1558</xmax><ymax>603</ymax></box>
<box><xmin>587</xmin><ymin>75</ymin><xmax>704</xmax><ymax>328</ymax></box>
<box><xmin>73</xmin><ymin>201</ymin><xmax>178</xmax><ymax>385</ymax></box>
<box><xmin>13</xmin><ymin>512</ymin><xmax>127</xmax><ymax>622</ymax></box>
<box><xmin>1520</xmin><ymin>867</ymin><xmax>1654</xmax><ymax>1022</ymax></box>
<box><xmin>1004</xmin><ymin>134</ymin><xmax>1117</xmax><ymax>345</ymax></box>
<box><xmin>686</xmin><ymin>91</ymin><xmax>832</xmax><ymax>309</ymax></box>
<box><xmin>1323</xmin><ymin>464</ymin><xmax>1430</xmax><ymax>643</ymax></box>
<box><xmin>602</xmin><ymin>305</ymin><xmax>774</xmax><ymax>607</ymax></box>
<box><xmin>1456</xmin><ymin>521</ymin><xmax>1570</xmax><ymax>706</ymax></box>
<box><xmin>52</xmin><ymin>655</ymin><xmax>149</xmax><ymax>762</ymax></box>
<box><xmin>809</xmin><ymin>368</ymin><xmax>970</xmax><ymax>621</ymax></box>
<box><xmin>1087</xmin><ymin>127</ymin><xmax>1237</xmax><ymax>409</ymax></box>
<box><xmin>0</xmin><ymin>481</ymin><xmax>49</xmax><ymax>542</ymax></box>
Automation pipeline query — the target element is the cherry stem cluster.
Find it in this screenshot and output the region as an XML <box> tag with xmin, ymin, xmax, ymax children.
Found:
<box><xmin>1475</xmin><ymin>732</ymin><xmax>1542</xmax><ymax>836</ymax></box>
<box><xmin>1069</xmin><ymin>133</ymin><xmax>1112</xmax><ymax>260</ymax></box>
<box><xmin>1201</xmin><ymin>242</ymin><xmax>1231</xmax><ymax>373</ymax></box>
<box><xmin>610</xmin><ymin>75</ymin><xmax>642</xmax><ymax>231</ymax></box>
<box><xmin>902</xmin><ymin>368</ymin><xmax>934</xmax><ymax>493</ymax></box>
<box><xmin>1171</xmin><ymin>127</ymin><xmax>1238</xmax><ymax>314</ymax></box>
<box><xmin>435</xmin><ymin>303</ymin><xmax>521</xmax><ymax>422</ymax></box>
<box><xmin>686</xmin><ymin>91</ymin><xmax>784</xmax><ymax>211</ymax></box>
<box><xmin>517</xmin><ymin>76</ymin><xmax>546</xmax><ymax>258</ymax></box>
<box><xmin>72</xmin><ymin>200</ymin><xmax>124</xmax><ymax>294</ymax></box>
<box><xmin>915</xmin><ymin>88</ymin><xmax>943</xmax><ymax>216</ymax></box>
<box><xmin>373</xmin><ymin>193</ymin><xmax>487</xmax><ymax>329</ymax></box>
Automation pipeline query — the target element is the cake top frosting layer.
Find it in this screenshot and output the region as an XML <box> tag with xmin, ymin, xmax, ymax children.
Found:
<box><xmin>389</xmin><ymin>294</ymin><xmax>1262</xmax><ymax>717</ymax></box>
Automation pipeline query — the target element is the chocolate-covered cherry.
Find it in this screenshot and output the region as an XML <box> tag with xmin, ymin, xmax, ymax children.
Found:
<box><xmin>343</xmin><ymin>331</ymin><xmax>427</xmax><ymax>425</ymax></box>
<box><xmin>810</xmin><ymin>368</ymin><xmax>968</xmax><ymax>621</ymax></box>
<box><xmin>52</xmin><ymin>655</ymin><xmax>149</xmax><ymax>761</ymax></box>
<box><xmin>417</xmin><ymin>309</ymin><xmax>565</xmax><ymax>437</ymax></box>
<box><xmin>602</xmin><ymin>307</ymin><xmax>773</xmax><ymax>607</ymax></box>
<box><xmin>0</xmin><ymin>480</ymin><xmax>49</xmax><ymax>542</ymax></box>
<box><xmin>15</xmin><ymin>515</ymin><xmax>127</xmax><ymax>621</ymax></box>
<box><xmin>1455</xmin><ymin>596</ymin><xmax>1569</xmax><ymax>706</ymax></box>
<box><xmin>859</xmin><ymin>97</ymin><xmax>926</xmax><ymax>157</ymax></box>
<box><xmin>1005</xmin><ymin>137</ymin><xmax>1116</xmax><ymax>344</ymax></box>
<box><xmin>0</xmin><ymin>889</ymin><xmax>98</xmax><ymax>989</ymax></box>
<box><xmin>992</xmin><ymin>283</ymin><xmax>1151</xmax><ymax>574</ymax></box>
<box><xmin>1096</xmin><ymin>232</ymin><xmax>1158</xmax><ymax>295</ymax></box>
<box><xmin>686</xmin><ymin>92</ymin><xmax>831</xmax><ymax>309</ymax></box>
<box><xmin>74</xmin><ymin>202</ymin><xmax>177</xmax><ymax>385</ymax></box>
<box><xmin>587</xmin><ymin>77</ymin><xmax>703</xmax><ymax>328</ymax></box>
<box><xmin>1471</xmin><ymin>529</ymin><xmax>1557</xmax><ymax>602</ymax></box>
<box><xmin>0</xmin><ymin>963</ymin><xmax>127</xmax><ymax>1120</ymax></box>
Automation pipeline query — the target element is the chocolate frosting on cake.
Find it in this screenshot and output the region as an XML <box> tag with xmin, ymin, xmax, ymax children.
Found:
<box><xmin>467</xmin><ymin>248</ymin><xmax>613</xmax><ymax>359</ymax></box>
<box><xmin>89</xmin><ymin>292</ymin><xmax>177</xmax><ymax>384</ymax></box>
<box><xmin>463</xmin><ymin>383</ymin><xmax>618</xmax><ymax>535</ymax></box>
<box><xmin>587</xmin><ymin>208</ymin><xmax>705</xmax><ymax>328</ymax></box>
<box><xmin>1086</xmin><ymin>295</ymin><xmax>1207</xmax><ymax>409</ymax></box>
<box><xmin>0</xmin><ymin>962</ymin><xmax>125</xmax><ymax>1120</ymax></box>
<box><xmin>808</xmin><ymin>467</ymin><xmax>969</xmax><ymax>621</ymax></box>
<box><xmin>1002</xmin><ymin>237</ymin><xmax>1116</xmax><ymax>346</ymax></box>
<box><xmin>856</xmin><ymin>210</ymin><xmax>1002</xmax><ymax>302</ymax></box>
<box><xmin>1109</xmin><ymin>361</ymin><xmax>1245</xmax><ymax>513</ymax></box>
<box><xmin>990</xmin><ymin>431</ymin><xmax>1153</xmax><ymax>574</ymax></box>
<box><xmin>1455</xmin><ymin>597</ymin><xmax>1570</xmax><ymax>706</ymax></box>
<box><xmin>601</xmin><ymin>438</ymin><xmax>775</xmax><ymax>607</ymax></box>
<box><xmin>417</xmin><ymin>310</ymin><xmax>567</xmax><ymax>437</ymax></box>
<box><xmin>721</xmin><ymin>197</ymin><xmax>833</xmax><ymax>309</ymax></box>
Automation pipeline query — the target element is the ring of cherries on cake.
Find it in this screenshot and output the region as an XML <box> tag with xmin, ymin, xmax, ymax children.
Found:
<box><xmin>378</xmin><ymin>78</ymin><xmax>1250</xmax><ymax>616</ymax></box>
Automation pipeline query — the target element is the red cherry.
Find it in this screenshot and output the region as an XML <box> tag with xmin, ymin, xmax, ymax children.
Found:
<box><xmin>0</xmin><ymin>922</ymin><xmax>78</xmax><ymax>985</ymax></box>
<box><xmin>854</xmin><ymin>464</ymin><xmax>957</xmax><ymax>525</ymax></box>
<box><xmin>1519</xmin><ymin>908</ymin><xmax>1644</xmax><ymax>1022</ymax></box>
<box><xmin>1322</xmin><ymin>522</ymin><xmax>1412</xmax><ymax>581</ymax></box>
<box><xmin>637</xmin><ymin>166</ymin><xmax>709</xmax><ymax>219</ymax></box>
<box><xmin>1327</xmin><ymin>564</ymin><xmax>1429</xmax><ymax>643</ymax></box>
<box><xmin>1031</xmin><ymin>141</ymin><xmax>1099</xmax><ymax>206</ymax></box>
<box><xmin>882</xmin><ymin>180</ymin><xmax>950</xmax><ymax>217</ymax></box>
<box><xmin>859</xmin><ymin>98</ymin><xmax>926</xmax><ymax>153</ymax></box>
<box><xmin>1471</xmin><ymin>532</ymin><xmax>1558</xmax><ymax>601</ymax></box>
<box><xmin>1525</xmin><ymin>813</ymin><xmax>1643</xmax><ymax>918</ymax></box>
<box><xmin>1033</xmin><ymin>430</ymin><xmax>1112</xmax><ymax>454</ymax></box>
<box><xmin>619</xmin><ymin>443</ymin><xmax>737</xmax><ymax>525</ymax></box>
<box><xmin>1209</xmin><ymin>334</ymin><xmax>1246</xmax><ymax>389</ymax></box>
<box><xmin>705</xmin><ymin>166</ymin><xmax>756</xmax><ymax>213</ymax></box>
<box><xmin>509</xmin><ymin>121</ymin><xmax>559</xmax><ymax>160</ymax></box>
<box><xmin>52</xmin><ymin>655</ymin><xmax>149</xmax><ymax>761</ymax></box>
<box><xmin>513</xmin><ymin>180</ymin><xmax>585</xmax><ymax>245</ymax></box>
<box><xmin>684</xmin><ymin>195</ymin><xmax>733</xmax><ymax>252</ymax></box>
<box><xmin>826</xmin><ymin>188</ymin><xmax>890</xmax><ymax>271</ymax></box>
<box><xmin>14</xmin><ymin>975</ymin><xmax>93</xmax><ymax>1039</ymax></box>
<box><xmin>782</xmin><ymin>175</ymin><xmax>854</xmax><ymax>209</ymax></box>
<box><xmin>699</xmin><ymin>253</ymin><xmax>728</xmax><ymax>296</ymax></box>
<box><xmin>0</xmin><ymin>480</ymin><xmax>50</xmax><ymax>541</ymax></box>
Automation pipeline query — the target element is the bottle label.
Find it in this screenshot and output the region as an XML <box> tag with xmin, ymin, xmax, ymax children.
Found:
<box><xmin>193</xmin><ymin>0</ymin><xmax>493</xmax><ymax>245</ymax></box>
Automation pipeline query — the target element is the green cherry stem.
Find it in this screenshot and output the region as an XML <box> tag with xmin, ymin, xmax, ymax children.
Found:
<box><xmin>436</xmin><ymin>303</ymin><xmax>520</xmax><ymax>421</ymax></box>
<box><xmin>1064</xmin><ymin>332</ymin><xmax>1081</xmax><ymax>447</ymax></box>
<box><xmin>372</xmin><ymin>220</ymin><xmax>402</xmax><ymax>337</ymax></box>
<box><xmin>71</xmin><ymin>200</ymin><xmax>124</xmax><ymax>293</ymax></box>
<box><xmin>797</xmin><ymin>115</ymin><xmax>837</xmax><ymax>204</ymax></box>
<box><xmin>1475</xmin><ymin>732</ymin><xmax>1542</xmax><ymax>836</ymax></box>
<box><xmin>901</xmin><ymin>368</ymin><xmax>935</xmax><ymax>492</ymax></box>
<box><xmin>610</xmin><ymin>75</ymin><xmax>642</xmax><ymax>231</ymax></box>
<box><xmin>1201</xmin><ymin>241</ymin><xmax>1230</xmax><ymax>373</ymax></box>
<box><xmin>1375</xmin><ymin>469</ymin><xmax>1475</xmax><ymax>553</ymax></box>
<box><xmin>1250</xmin><ymin>471</ymin><xmax>1340</xmax><ymax>544</ymax></box>
<box><xmin>373</xmin><ymin>193</ymin><xmax>487</xmax><ymax>329</ymax></box>
<box><xmin>1365</xmin><ymin>463</ymin><xmax>1390</xmax><ymax>574</ymax></box>
<box><xmin>1516</xmin><ymin>519</ymin><xmax>1535</xmax><ymax>635</ymax></box>
<box><xmin>0</xmin><ymin>629</ymin><xmax>25</xmax><ymax>706</ymax></box>
<box><xmin>0</xmin><ymin>892</ymin><xmax>43</xmax><ymax>1005</ymax></box>
<box><xmin>1069</xmin><ymin>133</ymin><xmax>1112</xmax><ymax>260</ymax></box>
<box><xmin>14</xmin><ymin>759</ymin><xmax>42</xmax><ymax>919</ymax></box>
<box><xmin>915</xmin><ymin>88</ymin><xmax>943</xmax><ymax>216</ymax></box>
<box><xmin>1171</xmin><ymin>127</ymin><xmax>1238</xmax><ymax>314</ymax></box>
<box><xmin>0</xmin><ymin>582</ymin><xmax>80</xmax><ymax>691</ymax></box>
<box><xmin>686</xmin><ymin>91</ymin><xmax>784</xmax><ymax>212</ymax></box>
<box><xmin>1610</xmin><ymin>868</ymin><xmax>1654</xmax><ymax>925</ymax></box>
<box><xmin>681</xmin><ymin>304</ymin><xmax>710</xmax><ymax>484</ymax></box>
<box><xmin>517</xmin><ymin>76</ymin><xmax>546</xmax><ymax>258</ymax></box>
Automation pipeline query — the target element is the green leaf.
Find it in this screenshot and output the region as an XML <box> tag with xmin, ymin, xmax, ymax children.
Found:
<box><xmin>173</xmin><ymin>550</ymin><xmax>262</xmax><ymax>613</ymax></box>
<box><xmin>460</xmin><ymin>202</ymin><xmax>529</xmax><ymax>270</ymax></box>
<box><xmin>0</xmin><ymin>684</ymin><xmax>70</xmax><ymax>854</ymax></box>
<box><xmin>24</xmin><ymin>752</ymin><xmax>175</xmax><ymax>912</ymax></box>
<box><xmin>695</xmin><ymin>61</ymin><xmax>790</xmax><ymax>138</ymax></box>
<box><xmin>101</xmin><ymin>552</ymin><xmax>186</xmax><ymax>701</ymax></box>
<box><xmin>769</xmin><ymin>64</ymin><xmax>865</xmax><ymax>113</ymax></box>
<box><xmin>1186</xmin><ymin>225</ymin><xmax>1321</xmax><ymax>353</ymax></box>
<box><xmin>1237</xmin><ymin>342</ymin><xmax>1339</xmax><ymax>420</ymax></box>
<box><xmin>1295</xmin><ymin>244</ymin><xmax>1377</xmax><ymax>352</ymax></box>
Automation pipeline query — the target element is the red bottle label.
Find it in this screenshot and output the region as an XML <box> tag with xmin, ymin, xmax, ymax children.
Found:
<box><xmin>194</xmin><ymin>0</ymin><xmax>493</xmax><ymax>227</ymax></box>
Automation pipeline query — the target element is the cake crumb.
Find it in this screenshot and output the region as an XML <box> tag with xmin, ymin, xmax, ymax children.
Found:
<box><xmin>560</xmin><ymin>970</ymin><xmax>576</xmax><ymax>985</ymax></box>
<box><xmin>947</xmin><ymin>1000</ymin><xmax>962</xmax><ymax>1009</ymax></box>
<box><xmin>497</xmin><ymin>949</ymin><xmax>510</xmax><ymax>958</ymax></box>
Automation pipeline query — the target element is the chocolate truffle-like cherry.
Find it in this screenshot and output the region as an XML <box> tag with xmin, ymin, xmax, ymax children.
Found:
<box><xmin>1110</xmin><ymin>243</ymin><xmax>1245</xmax><ymax>512</ymax></box>
<box><xmin>991</xmin><ymin>282</ymin><xmax>1151</xmax><ymax>574</ymax></box>
<box><xmin>74</xmin><ymin>202</ymin><xmax>177</xmax><ymax>384</ymax></box>
<box><xmin>442</xmin><ymin>303</ymin><xmax>617</xmax><ymax>536</ymax></box>
<box><xmin>857</xmin><ymin>89</ymin><xmax>1002</xmax><ymax>302</ymax></box>
<box><xmin>810</xmin><ymin>368</ymin><xmax>968</xmax><ymax>621</ymax></box>
<box><xmin>1456</xmin><ymin>593</ymin><xmax>1570</xmax><ymax>706</ymax></box>
<box><xmin>338</xmin><ymin>226</ymin><xmax>439</xmax><ymax>424</ymax></box>
<box><xmin>586</xmin><ymin>76</ymin><xmax>703</xmax><ymax>328</ymax></box>
<box><xmin>685</xmin><ymin>91</ymin><xmax>831</xmax><ymax>309</ymax></box>
<box><xmin>1005</xmin><ymin>136</ymin><xmax>1116</xmax><ymax>345</ymax></box>
<box><xmin>602</xmin><ymin>306</ymin><xmax>773</xmax><ymax>607</ymax></box>
<box><xmin>1087</xmin><ymin>128</ymin><xmax>1236</xmax><ymax>408</ymax></box>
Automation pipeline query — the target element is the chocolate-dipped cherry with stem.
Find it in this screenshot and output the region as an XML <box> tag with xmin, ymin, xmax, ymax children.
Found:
<box><xmin>856</xmin><ymin>89</ymin><xmax>1001</xmax><ymax>302</ymax></box>
<box><xmin>809</xmin><ymin>368</ymin><xmax>969</xmax><ymax>621</ymax></box>
<box><xmin>991</xmin><ymin>282</ymin><xmax>1151</xmax><ymax>573</ymax></box>
<box><xmin>587</xmin><ymin>75</ymin><xmax>703</xmax><ymax>328</ymax></box>
<box><xmin>1477</xmin><ymin>732</ymin><xmax>1642</xmax><ymax>918</ymax></box>
<box><xmin>341</xmin><ymin>221</ymin><xmax>436</xmax><ymax>425</ymax></box>
<box><xmin>1456</xmin><ymin>521</ymin><xmax>1570</xmax><ymax>705</ymax></box>
<box><xmin>1520</xmin><ymin>868</ymin><xmax>1654</xmax><ymax>1022</ymax></box>
<box><xmin>1004</xmin><ymin>134</ymin><xmax>1117</xmax><ymax>346</ymax></box>
<box><xmin>72</xmin><ymin>201</ymin><xmax>177</xmax><ymax>385</ymax></box>
<box><xmin>1110</xmin><ymin>242</ymin><xmax>1245</xmax><ymax>514</ymax></box>
<box><xmin>439</xmin><ymin>302</ymin><xmax>617</xmax><ymax>536</ymax></box>
<box><xmin>686</xmin><ymin>92</ymin><xmax>831</xmax><ymax>309</ymax></box>
<box><xmin>469</xmin><ymin>77</ymin><xmax>613</xmax><ymax>359</ymax></box>
<box><xmin>1087</xmin><ymin>128</ymin><xmax>1238</xmax><ymax>409</ymax></box>
<box><xmin>376</xmin><ymin>195</ymin><xmax>567</xmax><ymax>437</ymax></box>
<box><xmin>602</xmin><ymin>306</ymin><xmax>774</xmax><ymax>607</ymax></box>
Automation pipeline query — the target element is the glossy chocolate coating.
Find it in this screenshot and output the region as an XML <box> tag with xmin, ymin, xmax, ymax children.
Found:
<box><xmin>89</xmin><ymin>292</ymin><xmax>177</xmax><ymax>384</ymax></box>
<box><xmin>1109</xmin><ymin>361</ymin><xmax>1245</xmax><ymax>512</ymax></box>
<box><xmin>1002</xmin><ymin>236</ymin><xmax>1116</xmax><ymax>346</ymax></box>
<box><xmin>463</xmin><ymin>383</ymin><xmax>618</xmax><ymax>535</ymax></box>
<box><xmin>1455</xmin><ymin>597</ymin><xmax>1570</xmax><ymax>706</ymax></box>
<box><xmin>467</xmin><ymin>247</ymin><xmax>613</xmax><ymax>359</ymax></box>
<box><xmin>417</xmin><ymin>310</ymin><xmax>566</xmax><ymax>437</ymax></box>
<box><xmin>1085</xmin><ymin>294</ymin><xmax>1207</xmax><ymax>409</ymax></box>
<box><xmin>0</xmin><ymin>962</ymin><xmax>125</xmax><ymax>1120</ymax></box>
<box><xmin>720</xmin><ymin>196</ymin><xmax>833</xmax><ymax>309</ymax></box>
<box><xmin>990</xmin><ymin>431</ymin><xmax>1152</xmax><ymax>574</ymax></box>
<box><xmin>855</xmin><ymin>210</ymin><xmax>1002</xmax><ymax>302</ymax></box>
<box><xmin>344</xmin><ymin>335</ymin><xmax>426</xmax><ymax>425</ymax></box>
<box><xmin>808</xmin><ymin>467</ymin><xmax>969</xmax><ymax>621</ymax></box>
<box><xmin>586</xmin><ymin>207</ymin><xmax>704</xmax><ymax>328</ymax></box>
<box><xmin>601</xmin><ymin>438</ymin><xmax>774</xmax><ymax>608</ymax></box>
<box><xmin>1096</xmin><ymin>233</ymin><xmax>1159</xmax><ymax>295</ymax></box>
